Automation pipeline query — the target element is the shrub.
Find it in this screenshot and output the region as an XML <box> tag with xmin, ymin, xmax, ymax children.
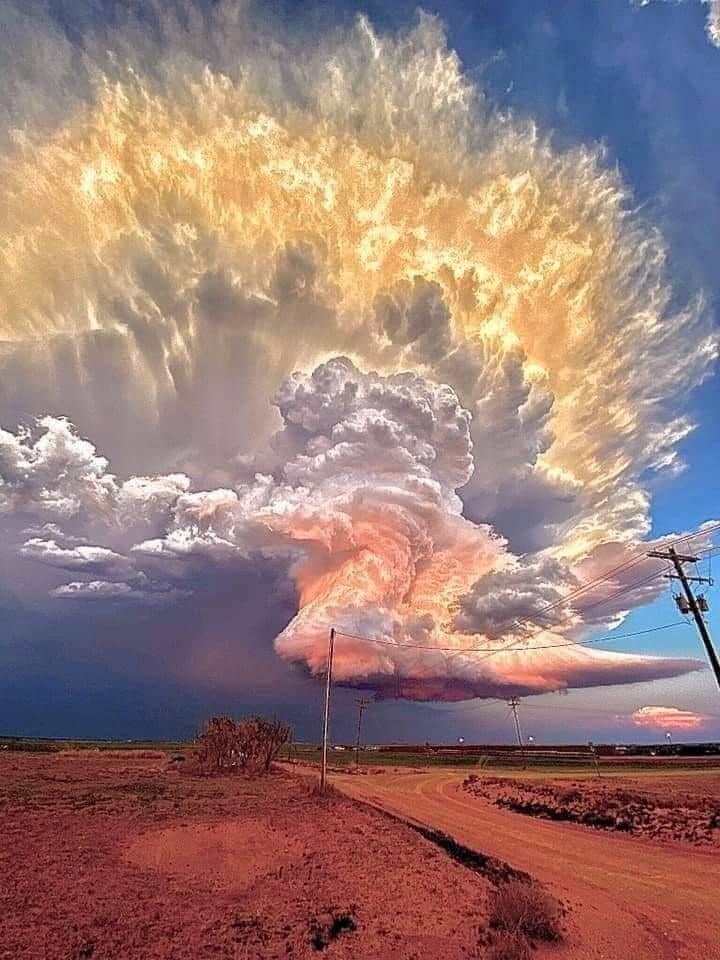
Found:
<box><xmin>490</xmin><ymin>880</ymin><xmax>562</xmax><ymax>943</ymax></box>
<box><xmin>194</xmin><ymin>715</ymin><xmax>291</xmax><ymax>775</ymax></box>
<box><xmin>489</xmin><ymin>929</ymin><xmax>531</xmax><ymax>960</ymax></box>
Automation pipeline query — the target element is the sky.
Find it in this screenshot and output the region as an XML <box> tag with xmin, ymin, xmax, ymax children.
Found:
<box><xmin>0</xmin><ymin>0</ymin><xmax>718</xmax><ymax>744</ymax></box>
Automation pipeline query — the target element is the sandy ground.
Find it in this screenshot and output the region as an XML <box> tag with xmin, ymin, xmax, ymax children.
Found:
<box><xmin>0</xmin><ymin>752</ymin><xmax>526</xmax><ymax>960</ymax></box>
<box><xmin>332</xmin><ymin>766</ymin><xmax>720</xmax><ymax>960</ymax></box>
<box><xmin>462</xmin><ymin>771</ymin><xmax>720</xmax><ymax>845</ymax></box>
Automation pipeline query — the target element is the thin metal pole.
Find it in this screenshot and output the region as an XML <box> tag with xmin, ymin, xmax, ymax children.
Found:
<box><xmin>320</xmin><ymin>627</ymin><xmax>335</xmax><ymax>792</ymax></box>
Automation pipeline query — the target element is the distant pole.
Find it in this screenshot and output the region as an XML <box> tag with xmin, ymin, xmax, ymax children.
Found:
<box><xmin>588</xmin><ymin>741</ymin><xmax>601</xmax><ymax>778</ymax></box>
<box><xmin>508</xmin><ymin>698</ymin><xmax>525</xmax><ymax>769</ymax></box>
<box><xmin>649</xmin><ymin>546</ymin><xmax>720</xmax><ymax>691</ymax></box>
<box><xmin>320</xmin><ymin>627</ymin><xmax>336</xmax><ymax>793</ymax></box>
<box><xmin>354</xmin><ymin>698</ymin><xmax>370</xmax><ymax>770</ymax></box>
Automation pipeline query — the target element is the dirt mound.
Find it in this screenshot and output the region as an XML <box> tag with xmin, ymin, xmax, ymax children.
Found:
<box><xmin>126</xmin><ymin>820</ymin><xmax>300</xmax><ymax>891</ymax></box>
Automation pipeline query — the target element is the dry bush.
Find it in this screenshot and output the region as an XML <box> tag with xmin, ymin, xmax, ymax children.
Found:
<box><xmin>489</xmin><ymin>929</ymin><xmax>531</xmax><ymax>960</ymax></box>
<box><xmin>490</xmin><ymin>880</ymin><xmax>562</xmax><ymax>943</ymax></box>
<box><xmin>194</xmin><ymin>716</ymin><xmax>291</xmax><ymax>775</ymax></box>
<box><xmin>307</xmin><ymin>780</ymin><xmax>342</xmax><ymax>800</ymax></box>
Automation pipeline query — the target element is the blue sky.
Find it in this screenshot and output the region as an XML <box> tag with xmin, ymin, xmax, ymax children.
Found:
<box><xmin>1</xmin><ymin>0</ymin><xmax>718</xmax><ymax>744</ymax></box>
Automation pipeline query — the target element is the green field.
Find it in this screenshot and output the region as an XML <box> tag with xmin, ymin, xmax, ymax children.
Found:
<box><xmin>280</xmin><ymin>744</ymin><xmax>720</xmax><ymax>776</ymax></box>
<box><xmin>4</xmin><ymin>737</ymin><xmax>719</xmax><ymax>777</ymax></box>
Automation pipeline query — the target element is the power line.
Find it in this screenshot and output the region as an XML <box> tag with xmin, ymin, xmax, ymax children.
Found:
<box><xmin>330</xmin><ymin>538</ymin><xmax>716</xmax><ymax>660</ymax></box>
<box><xmin>504</xmin><ymin>525</ymin><xmax>720</xmax><ymax>628</ymax></box>
<box><xmin>330</xmin><ymin>544</ymin><xmax>716</xmax><ymax>664</ymax></box>
<box><xmin>333</xmin><ymin>621</ymin><xmax>686</xmax><ymax>654</ymax></box>
<box><xmin>501</xmin><ymin>541</ymin><xmax>717</xmax><ymax>639</ymax></box>
<box><xmin>316</xmin><ymin>532</ymin><xmax>718</xmax><ymax>787</ymax></box>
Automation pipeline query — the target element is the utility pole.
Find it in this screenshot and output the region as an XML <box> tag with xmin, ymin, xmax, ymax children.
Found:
<box><xmin>320</xmin><ymin>627</ymin><xmax>336</xmax><ymax>793</ymax></box>
<box><xmin>354</xmin><ymin>698</ymin><xmax>370</xmax><ymax>770</ymax></box>
<box><xmin>648</xmin><ymin>546</ymin><xmax>719</xmax><ymax>691</ymax></box>
<box><xmin>508</xmin><ymin>697</ymin><xmax>525</xmax><ymax>768</ymax></box>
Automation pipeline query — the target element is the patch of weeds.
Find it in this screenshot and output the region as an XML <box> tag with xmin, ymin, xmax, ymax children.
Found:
<box><xmin>112</xmin><ymin>780</ymin><xmax>168</xmax><ymax>798</ymax></box>
<box><xmin>401</xmin><ymin>821</ymin><xmax>528</xmax><ymax>886</ymax></box>
<box><xmin>72</xmin><ymin>791</ymin><xmax>108</xmax><ymax>809</ymax></box>
<box><xmin>489</xmin><ymin>929</ymin><xmax>531</xmax><ymax>960</ymax></box>
<box><xmin>490</xmin><ymin>879</ymin><xmax>562</xmax><ymax>942</ymax></box>
<box><xmin>230</xmin><ymin>913</ymin><xmax>270</xmax><ymax>948</ymax></box>
<box><xmin>488</xmin><ymin>879</ymin><xmax>562</xmax><ymax>960</ymax></box>
<box><xmin>310</xmin><ymin>910</ymin><xmax>357</xmax><ymax>950</ymax></box>
<box><xmin>307</xmin><ymin>781</ymin><xmax>342</xmax><ymax>801</ymax></box>
<box><xmin>2</xmin><ymin>784</ymin><xmax>34</xmax><ymax>802</ymax></box>
<box><xmin>72</xmin><ymin>940</ymin><xmax>95</xmax><ymax>959</ymax></box>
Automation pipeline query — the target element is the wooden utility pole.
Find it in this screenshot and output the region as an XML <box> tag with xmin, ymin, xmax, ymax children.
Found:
<box><xmin>508</xmin><ymin>697</ymin><xmax>526</xmax><ymax>768</ymax></box>
<box><xmin>354</xmin><ymin>698</ymin><xmax>370</xmax><ymax>770</ymax></box>
<box><xmin>648</xmin><ymin>546</ymin><xmax>719</xmax><ymax>691</ymax></box>
<box><xmin>320</xmin><ymin>627</ymin><xmax>336</xmax><ymax>792</ymax></box>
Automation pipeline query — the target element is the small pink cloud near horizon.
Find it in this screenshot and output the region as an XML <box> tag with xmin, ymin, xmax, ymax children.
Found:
<box><xmin>631</xmin><ymin>705</ymin><xmax>707</xmax><ymax>731</ymax></box>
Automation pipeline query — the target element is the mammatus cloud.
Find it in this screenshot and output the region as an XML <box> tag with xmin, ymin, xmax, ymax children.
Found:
<box><xmin>631</xmin><ymin>705</ymin><xmax>709</xmax><ymax>730</ymax></box>
<box><xmin>0</xmin><ymin>2</ymin><xmax>717</xmax><ymax>701</ymax></box>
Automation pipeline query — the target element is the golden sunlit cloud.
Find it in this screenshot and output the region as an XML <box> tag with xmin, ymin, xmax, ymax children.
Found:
<box><xmin>0</xmin><ymin>2</ymin><xmax>716</xmax><ymax>700</ymax></box>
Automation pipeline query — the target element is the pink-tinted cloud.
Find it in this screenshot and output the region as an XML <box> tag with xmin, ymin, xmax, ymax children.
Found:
<box><xmin>631</xmin><ymin>705</ymin><xmax>708</xmax><ymax>731</ymax></box>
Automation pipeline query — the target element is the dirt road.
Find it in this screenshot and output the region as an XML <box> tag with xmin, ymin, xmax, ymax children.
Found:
<box><xmin>333</xmin><ymin>767</ymin><xmax>720</xmax><ymax>960</ymax></box>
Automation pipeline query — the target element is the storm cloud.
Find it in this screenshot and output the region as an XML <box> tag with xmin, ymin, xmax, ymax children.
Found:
<box><xmin>0</xmin><ymin>1</ymin><xmax>717</xmax><ymax>703</ymax></box>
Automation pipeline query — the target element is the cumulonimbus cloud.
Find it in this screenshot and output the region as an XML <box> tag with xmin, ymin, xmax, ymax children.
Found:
<box><xmin>0</xmin><ymin>2</ymin><xmax>717</xmax><ymax>700</ymax></box>
<box><xmin>631</xmin><ymin>705</ymin><xmax>709</xmax><ymax>730</ymax></box>
<box><xmin>0</xmin><ymin>361</ymin><xmax>711</xmax><ymax>700</ymax></box>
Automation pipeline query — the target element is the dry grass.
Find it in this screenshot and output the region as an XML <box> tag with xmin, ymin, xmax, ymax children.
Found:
<box><xmin>306</xmin><ymin>780</ymin><xmax>342</xmax><ymax>800</ymax></box>
<box><xmin>490</xmin><ymin>880</ymin><xmax>562</xmax><ymax>941</ymax></box>
<box><xmin>55</xmin><ymin>749</ymin><xmax>166</xmax><ymax>760</ymax></box>
<box><xmin>488</xmin><ymin>929</ymin><xmax>531</xmax><ymax>960</ymax></box>
<box><xmin>488</xmin><ymin>879</ymin><xmax>562</xmax><ymax>959</ymax></box>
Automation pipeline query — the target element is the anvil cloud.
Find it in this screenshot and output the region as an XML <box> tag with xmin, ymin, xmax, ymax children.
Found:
<box><xmin>0</xmin><ymin>1</ymin><xmax>717</xmax><ymax>702</ymax></box>
<box><xmin>632</xmin><ymin>705</ymin><xmax>709</xmax><ymax>731</ymax></box>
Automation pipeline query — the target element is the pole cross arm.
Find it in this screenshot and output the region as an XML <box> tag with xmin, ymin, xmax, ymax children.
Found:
<box><xmin>648</xmin><ymin>550</ymin><xmax>699</xmax><ymax>563</ymax></box>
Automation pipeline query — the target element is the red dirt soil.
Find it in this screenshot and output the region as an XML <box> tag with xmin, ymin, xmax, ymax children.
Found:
<box><xmin>0</xmin><ymin>753</ymin><xmax>538</xmax><ymax>960</ymax></box>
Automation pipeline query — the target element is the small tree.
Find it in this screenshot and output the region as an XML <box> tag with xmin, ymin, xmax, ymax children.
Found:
<box><xmin>195</xmin><ymin>715</ymin><xmax>291</xmax><ymax>775</ymax></box>
<box><xmin>256</xmin><ymin>717</ymin><xmax>291</xmax><ymax>771</ymax></box>
<box><xmin>196</xmin><ymin>717</ymin><xmax>238</xmax><ymax>772</ymax></box>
